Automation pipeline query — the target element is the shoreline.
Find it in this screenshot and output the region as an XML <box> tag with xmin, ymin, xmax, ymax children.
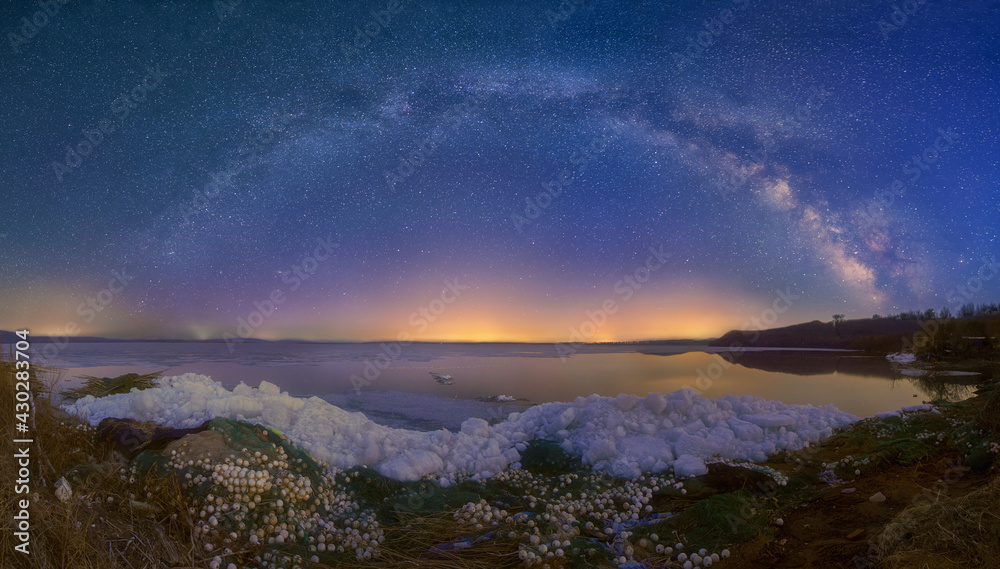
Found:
<box><xmin>4</xmin><ymin>352</ymin><xmax>997</xmax><ymax>569</ymax></box>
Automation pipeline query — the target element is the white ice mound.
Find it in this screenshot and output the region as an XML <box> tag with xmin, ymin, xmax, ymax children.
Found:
<box><xmin>62</xmin><ymin>374</ymin><xmax>858</xmax><ymax>482</ymax></box>
<box><xmin>886</xmin><ymin>352</ymin><xmax>917</xmax><ymax>363</ymax></box>
<box><xmin>493</xmin><ymin>390</ymin><xmax>857</xmax><ymax>478</ymax></box>
<box><xmin>873</xmin><ymin>403</ymin><xmax>935</xmax><ymax>419</ymax></box>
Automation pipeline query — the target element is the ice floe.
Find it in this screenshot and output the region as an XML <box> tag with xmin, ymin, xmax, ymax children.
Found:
<box><xmin>63</xmin><ymin>373</ymin><xmax>858</xmax><ymax>482</ymax></box>
<box><xmin>886</xmin><ymin>352</ymin><xmax>917</xmax><ymax>363</ymax></box>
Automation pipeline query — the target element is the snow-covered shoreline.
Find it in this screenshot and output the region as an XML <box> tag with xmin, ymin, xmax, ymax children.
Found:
<box><xmin>63</xmin><ymin>373</ymin><xmax>859</xmax><ymax>482</ymax></box>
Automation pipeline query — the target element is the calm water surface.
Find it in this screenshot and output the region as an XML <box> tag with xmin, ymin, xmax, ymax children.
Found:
<box><xmin>37</xmin><ymin>342</ymin><xmax>979</xmax><ymax>417</ymax></box>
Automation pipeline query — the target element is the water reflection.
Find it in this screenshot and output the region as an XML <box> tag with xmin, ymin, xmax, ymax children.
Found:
<box><xmin>41</xmin><ymin>343</ymin><xmax>987</xmax><ymax>418</ymax></box>
<box><xmin>894</xmin><ymin>375</ymin><xmax>978</xmax><ymax>402</ymax></box>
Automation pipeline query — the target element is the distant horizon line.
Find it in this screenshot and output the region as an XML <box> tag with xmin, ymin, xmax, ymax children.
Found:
<box><xmin>6</xmin><ymin>310</ymin><xmax>996</xmax><ymax>345</ymax></box>
<box><xmin>0</xmin><ymin>333</ymin><xmax>717</xmax><ymax>345</ymax></box>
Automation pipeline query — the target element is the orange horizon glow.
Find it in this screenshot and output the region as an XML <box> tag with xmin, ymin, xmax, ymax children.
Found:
<box><xmin>200</xmin><ymin>282</ymin><xmax>783</xmax><ymax>343</ymax></box>
<box><xmin>5</xmin><ymin>277</ymin><xmax>845</xmax><ymax>343</ymax></box>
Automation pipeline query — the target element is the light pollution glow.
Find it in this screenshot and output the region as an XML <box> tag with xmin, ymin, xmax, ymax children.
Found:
<box><xmin>8</xmin><ymin>280</ymin><xmax>837</xmax><ymax>343</ymax></box>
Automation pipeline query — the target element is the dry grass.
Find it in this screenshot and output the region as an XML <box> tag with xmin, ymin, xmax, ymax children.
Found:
<box><xmin>63</xmin><ymin>370</ymin><xmax>164</xmax><ymax>402</ymax></box>
<box><xmin>975</xmin><ymin>382</ymin><xmax>1000</xmax><ymax>435</ymax></box>
<box><xmin>0</xmin><ymin>348</ymin><xmax>199</xmax><ymax>569</ymax></box>
<box><xmin>875</xmin><ymin>475</ymin><xmax>1000</xmax><ymax>569</ymax></box>
<box><xmin>352</xmin><ymin>512</ymin><xmax>527</xmax><ymax>569</ymax></box>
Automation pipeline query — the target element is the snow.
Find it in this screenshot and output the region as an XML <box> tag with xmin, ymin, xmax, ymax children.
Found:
<box><xmin>873</xmin><ymin>403</ymin><xmax>935</xmax><ymax>419</ymax></box>
<box><xmin>323</xmin><ymin>390</ymin><xmax>522</xmax><ymax>431</ymax></box>
<box><xmin>886</xmin><ymin>352</ymin><xmax>917</xmax><ymax>363</ymax></box>
<box><xmin>63</xmin><ymin>374</ymin><xmax>858</xmax><ymax>482</ymax></box>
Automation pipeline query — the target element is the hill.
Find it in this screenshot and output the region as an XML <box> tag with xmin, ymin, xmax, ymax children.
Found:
<box><xmin>709</xmin><ymin>318</ymin><xmax>924</xmax><ymax>350</ymax></box>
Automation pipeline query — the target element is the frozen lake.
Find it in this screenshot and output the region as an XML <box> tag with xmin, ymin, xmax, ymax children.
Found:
<box><xmin>32</xmin><ymin>341</ymin><xmax>979</xmax><ymax>419</ymax></box>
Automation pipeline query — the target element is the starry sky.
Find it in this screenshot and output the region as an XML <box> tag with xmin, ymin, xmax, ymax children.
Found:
<box><xmin>1</xmin><ymin>0</ymin><xmax>998</xmax><ymax>342</ymax></box>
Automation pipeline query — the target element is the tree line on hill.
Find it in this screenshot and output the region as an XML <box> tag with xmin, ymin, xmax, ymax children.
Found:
<box><xmin>871</xmin><ymin>302</ymin><xmax>1000</xmax><ymax>322</ymax></box>
<box><xmin>709</xmin><ymin>307</ymin><xmax>999</xmax><ymax>359</ymax></box>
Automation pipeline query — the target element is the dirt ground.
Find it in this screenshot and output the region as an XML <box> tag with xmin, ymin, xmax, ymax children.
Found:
<box><xmin>729</xmin><ymin>431</ymin><xmax>994</xmax><ymax>568</ymax></box>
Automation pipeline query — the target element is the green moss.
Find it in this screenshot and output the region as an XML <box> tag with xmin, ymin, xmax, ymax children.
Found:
<box><xmin>964</xmin><ymin>447</ymin><xmax>995</xmax><ymax>471</ymax></box>
<box><xmin>644</xmin><ymin>490</ymin><xmax>773</xmax><ymax>553</ymax></box>
<box><xmin>518</xmin><ymin>439</ymin><xmax>582</xmax><ymax>475</ymax></box>
<box><xmin>871</xmin><ymin>437</ymin><xmax>936</xmax><ymax>466</ymax></box>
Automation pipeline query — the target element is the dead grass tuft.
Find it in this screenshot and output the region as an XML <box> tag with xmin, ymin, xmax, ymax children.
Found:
<box><xmin>63</xmin><ymin>370</ymin><xmax>164</xmax><ymax>402</ymax></box>
<box><xmin>353</xmin><ymin>512</ymin><xmax>528</xmax><ymax>569</ymax></box>
<box><xmin>0</xmin><ymin>348</ymin><xmax>197</xmax><ymax>569</ymax></box>
<box><xmin>876</xmin><ymin>475</ymin><xmax>1000</xmax><ymax>569</ymax></box>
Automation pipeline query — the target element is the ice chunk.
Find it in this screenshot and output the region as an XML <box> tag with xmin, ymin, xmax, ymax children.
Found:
<box><xmin>615</xmin><ymin>394</ymin><xmax>640</xmax><ymax>411</ymax></box>
<box><xmin>643</xmin><ymin>392</ymin><xmax>667</xmax><ymax>414</ymax></box>
<box><xmin>258</xmin><ymin>381</ymin><xmax>281</xmax><ymax>395</ymax></box>
<box><xmin>743</xmin><ymin>413</ymin><xmax>797</xmax><ymax>428</ymax></box>
<box><xmin>377</xmin><ymin>449</ymin><xmax>444</xmax><ymax>482</ymax></box>
<box><xmin>728</xmin><ymin>417</ymin><xmax>764</xmax><ymax>442</ymax></box>
<box><xmin>583</xmin><ymin>438</ymin><xmax>618</xmax><ymax>464</ymax></box>
<box><xmin>873</xmin><ymin>403</ymin><xmax>934</xmax><ymax>419</ymax></box>
<box><xmin>618</xmin><ymin>435</ymin><xmax>673</xmax><ymax>464</ymax></box>
<box><xmin>674</xmin><ymin>433</ymin><xmax>717</xmax><ymax>458</ymax></box>
<box><xmin>460</xmin><ymin>417</ymin><xmax>490</xmax><ymax>438</ymax></box>
<box><xmin>673</xmin><ymin>454</ymin><xmax>708</xmax><ymax>477</ymax></box>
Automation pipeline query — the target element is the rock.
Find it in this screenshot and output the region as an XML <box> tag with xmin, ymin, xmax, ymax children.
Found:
<box><xmin>869</xmin><ymin>492</ymin><xmax>886</xmax><ymax>503</ymax></box>
<box><xmin>846</xmin><ymin>529</ymin><xmax>866</xmax><ymax>540</ymax></box>
<box><xmin>54</xmin><ymin>477</ymin><xmax>72</xmax><ymax>502</ymax></box>
<box><xmin>841</xmin><ymin>488</ymin><xmax>856</xmax><ymax>494</ymax></box>
<box><xmin>95</xmin><ymin>417</ymin><xmax>207</xmax><ymax>459</ymax></box>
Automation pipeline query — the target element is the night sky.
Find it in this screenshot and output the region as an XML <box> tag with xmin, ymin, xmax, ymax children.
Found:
<box><xmin>1</xmin><ymin>0</ymin><xmax>998</xmax><ymax>342</ymax></box>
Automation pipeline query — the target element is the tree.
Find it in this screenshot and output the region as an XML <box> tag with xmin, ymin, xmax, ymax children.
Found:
<box><xmin>923</xmin><ymin>308</ymin><xmax>936</xmax><ymax>320</ymax></box>
<box><xmin>940</xmin><ymin>306</ymin><xmax>952</xmax><ymax>319</ymax></box>
<box><xmin>832</xmin><ymin>314</ymin><xmax>845</xmax><ymax>325</ymax></box>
